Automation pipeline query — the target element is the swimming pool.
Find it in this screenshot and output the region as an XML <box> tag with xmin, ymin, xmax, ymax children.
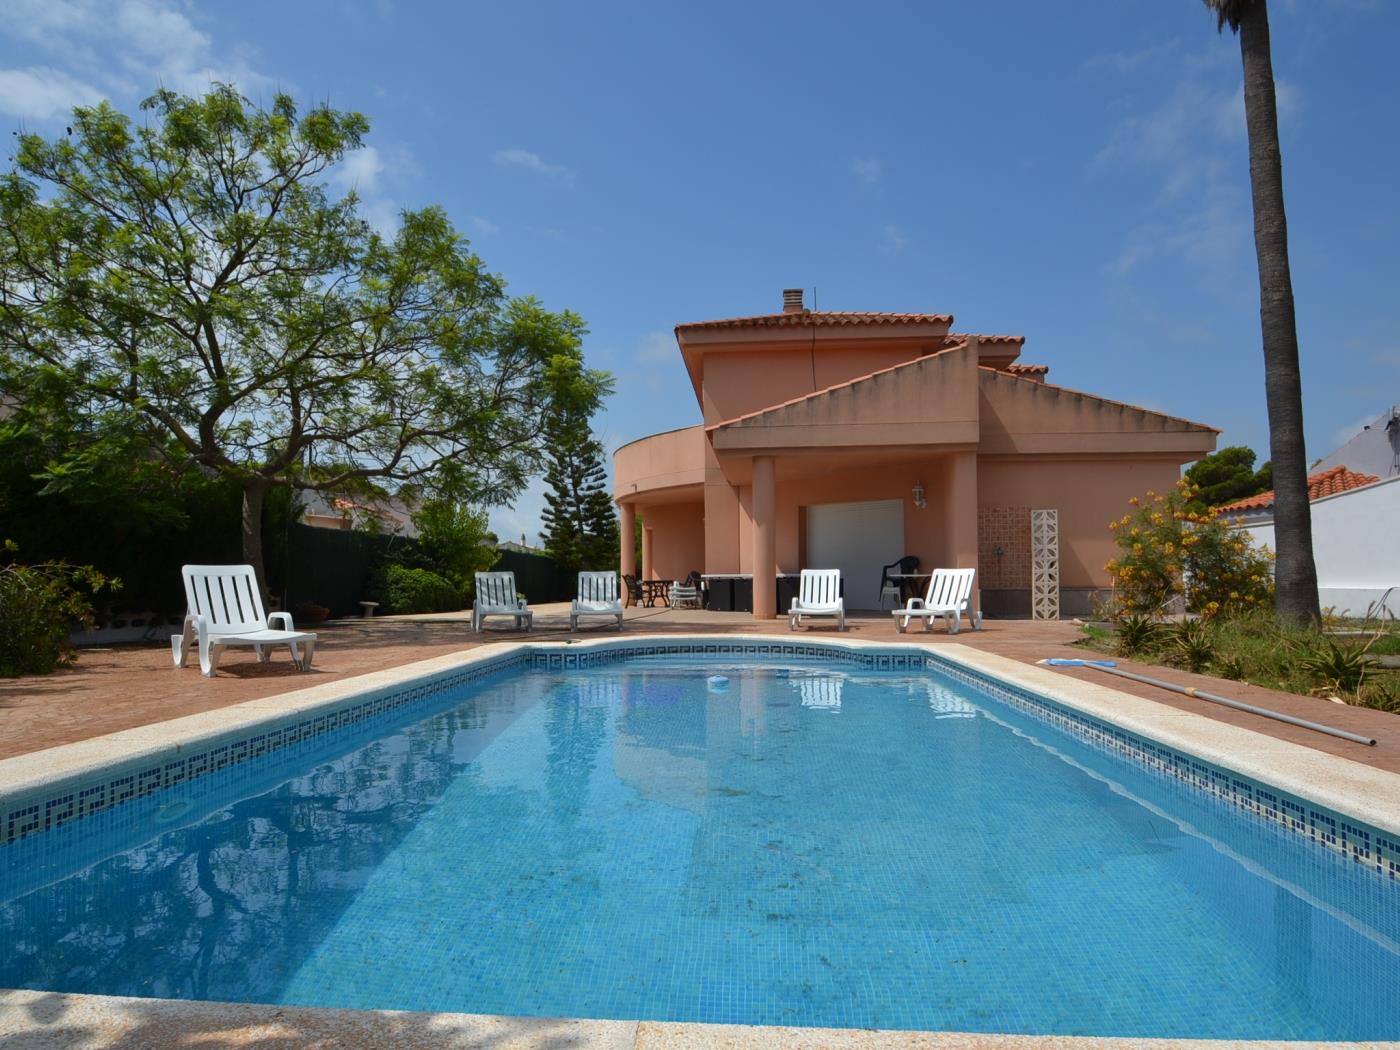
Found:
<box><xmin>1</xmin><ymin>640</ymin><xmax>1397</xmax><ymax>1039</ymax></box>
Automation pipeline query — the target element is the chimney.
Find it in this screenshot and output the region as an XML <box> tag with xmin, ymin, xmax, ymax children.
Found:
<box><xmin>782</xmin><ymin>288</ymin><xmax>805</xmax><ymax>314</ymax></box>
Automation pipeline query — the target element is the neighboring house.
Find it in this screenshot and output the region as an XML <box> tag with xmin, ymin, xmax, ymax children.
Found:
<box><xmin>1313</xmin><ymin>404</ymin><xmax>1400</xmax><ymax>480</ymax></box>
<box><xmin>497</xmin><ymin>538</ymin><xmax>546</xmax><ymax>555</ymax></box>
<box><xmin>301</xmin><ymin>492</ymin><xmax>420</xmax><ymax>539</ymax></box>
<box><xmin>613</xmin><ymin>290</ymin><xmax>1217</xmax><ymax>618</ymax></box>
<box><xmin>1226</xmin><ymin>466</ymin><xmax>1397</xmax><ymax>618</ymax></box>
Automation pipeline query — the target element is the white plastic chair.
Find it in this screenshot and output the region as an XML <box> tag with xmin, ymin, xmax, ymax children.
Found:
<box><xmin>788</xmin><ymin>569</ymin><xmax>845</xmax><ymax>631</ymax></box>
<box><xmin>473</xmin><ymin>571</ymin><xmax>533</xmax><ymax>632</ymax></box>
<box><xmin>892</xmin><ymin>567</ymin><xmax>979</xmax><ymax>634</ymax></box>
<box><xmin>669</xmin><ymin>575</ymin><xmax>701</xmax><ymax>609</ymax></box>
<box><xmin>171</xmin><ymin>565</ymin><xmax>316</xmax><ymax>678</ymax></box>
<box><xmin>571</xmin><ymin>571</ymin><xmax>623</xmax><ymax>631</ymax></box>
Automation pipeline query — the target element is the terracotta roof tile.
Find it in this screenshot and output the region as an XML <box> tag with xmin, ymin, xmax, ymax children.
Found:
<box><xmin>676</xmin><ymin>311</ymin><xmax>953</xmax><ymax>332</ymax></box>
<box><xmin>1218</xmin><ymin>465</ymin><xmax>1381</xmax><ymax>513</ymax></box>
<box><xmin>957</xmin><ymin>333</ymin><xmax>1025</xmax><ymax>345</ymax></box>
<box><xmin>1006</xmin><ymin>363</ymin><xmax>1049</xmax><ymax>375</ymax></box>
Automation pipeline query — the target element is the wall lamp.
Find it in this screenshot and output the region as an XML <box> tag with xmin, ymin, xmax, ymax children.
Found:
<box><xmin>912</xmin><ymin>482</ymin><xmax>927</xmax><ymax>510</ymax></box>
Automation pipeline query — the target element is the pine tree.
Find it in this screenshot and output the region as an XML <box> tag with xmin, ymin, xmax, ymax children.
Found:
<box><xmin>540</xmin><ymin>413</ymin><xmax>620</xmax><ymax>573</ymax></box>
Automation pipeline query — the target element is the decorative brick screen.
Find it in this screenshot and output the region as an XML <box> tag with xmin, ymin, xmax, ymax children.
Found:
<box><xmin>977</xmin><ymin>506</ymin><xmax>1031</xmax><ymax>588</ymax></box>
<box><xmin>1031</xmin><ymin>508</ymin><xmax>1061</xmax><ymax>621</ymax></box>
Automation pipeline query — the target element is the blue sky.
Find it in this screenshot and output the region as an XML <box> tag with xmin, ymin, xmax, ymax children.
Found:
<box><xmin>2</xmin><ymin>0</ymin><xmax>1396</xmax><ymax>542</ymax></box>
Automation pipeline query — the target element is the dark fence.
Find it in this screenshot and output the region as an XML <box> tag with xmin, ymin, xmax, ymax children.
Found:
<box><xmin>282</xmin><ymin>523</ymin><xmax>408</xmax><ymax>619</ymax></box>
<box><xmin>493</xmin><ymin>549</ymin><xmax>572</xmax><ymax>603</ymax></box>
<box><xmin>282</xmin><ymin>525</ymin><xmax>571</xmax><ymax>616</ymax></box>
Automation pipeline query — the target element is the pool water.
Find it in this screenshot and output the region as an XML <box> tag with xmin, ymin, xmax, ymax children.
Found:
<box><xmin>2</xmin><ymin>661</ymin><xmax>1397</xmax><ymax>1038</ymax></box>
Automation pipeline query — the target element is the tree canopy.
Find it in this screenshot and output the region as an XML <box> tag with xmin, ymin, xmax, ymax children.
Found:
<box><xmin>540</xmin><ymin>410</ymin><xmax>619</xmax><ymax>573</ymax></box>
<box><xmin>0</xmin><ymin>85</ymin><xmax>609</xmax><ymax>587</ymax></box>
<box><xmin>1183</xmin><ymin>446</ymin><xmax>1272</xmax><ymax>509</ymax></box>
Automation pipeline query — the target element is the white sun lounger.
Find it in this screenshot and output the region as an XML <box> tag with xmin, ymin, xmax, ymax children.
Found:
<box><xmin>893</xmin><ymin>567</ymin><xmax>979</xmax><ymax>634</ymax></box>
<box><xmin>172</xmin><ymin>564</ymin><xmax>316</xmax><ymax>678</ymax></box>
<box><xmin>571</xmin><ymin>571</ymin><xmax>624</xmax><ymax>631</ymax></box>
<box><xmin>788</xmin><ymin>569</ymin><xmax>845</xmax><ymax>631</ymax></box>
<box><xmin>473</xmin><ymin>571</ymin><xmax>533</xmax><ymax>632</ymax></box>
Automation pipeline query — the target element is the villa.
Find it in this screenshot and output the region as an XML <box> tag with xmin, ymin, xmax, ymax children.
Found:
<box><xmin>614</xmin><ymin>290</ymin><xmax>1218</xmax><ymax>618</ymax></box>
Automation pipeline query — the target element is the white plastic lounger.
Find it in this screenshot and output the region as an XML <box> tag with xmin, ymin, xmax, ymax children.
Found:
<box><xmin>893</xmin><ymin>567</ymin><xmax>978</xmax><ymax>634</ymax></box>
<box><xmin>571</xmin><ymin>571</ymin><xmax>624</xmax><ymax>631</ymax></box>
<box><xmin>788</xmin><ymin>568</ymin><xmax>845</xmax><ymax>631</ymax></box>
<box><xmin>172</xmin><ymin>564</ymin><xmax>316</xmax><ymax>678</ymax></box>
<box><xmin>473</xmin><ymin>571</ymin><xmax>533</xmax><ymax>632</ymax></box>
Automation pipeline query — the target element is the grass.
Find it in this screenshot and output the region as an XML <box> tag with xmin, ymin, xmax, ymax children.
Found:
<box><xmin>1078</xmin><ymin>608</ymin><xmax>1400</xmax><ymax>713</ymax></box>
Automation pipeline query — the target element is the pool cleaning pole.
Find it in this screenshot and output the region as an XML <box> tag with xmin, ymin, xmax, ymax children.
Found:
<box><xmin>1075</xmin><ymin>662</ymin><xmax>1378</xmax><ymax>747</ymax></box>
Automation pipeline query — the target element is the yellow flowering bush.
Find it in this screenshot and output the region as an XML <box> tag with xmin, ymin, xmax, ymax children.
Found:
<box><xmin>1105</xmin><ymin>479</ymin><xmax>1274</xmax><ymax>617</ymax></box>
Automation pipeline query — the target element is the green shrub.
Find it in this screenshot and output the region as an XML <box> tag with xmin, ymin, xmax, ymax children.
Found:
<box><xmin>1169</xmin><ymin>619</ymin><xmax>1216</xmax><ymax>674</ymax></box>
<box><xmin>0</xmin><ymin>543</ymin><xmax>117</xmax><ymax>677</ymax></box>
<box><xmin>1114</xmin><ymin>613</ymin><xmax>1161</xmax><ymax>657</ymax></box>
<box><xmin>379</xmin><ymin>564</ymin><xmax>462</xmax><ymax>614</ymax></box>
<box><xmin>1295</xmin><ymin>635</ymin><xmax>1374</xmax><ymax>698</ymax></box>
<box><xmin>1105</xmin><ymin>478</ymin><xmax>1274</xmax><ymax>617</ymax></box>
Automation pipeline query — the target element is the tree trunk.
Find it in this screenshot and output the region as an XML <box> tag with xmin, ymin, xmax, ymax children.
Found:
<box><xmin>241</xmin><ymin>479</ymin><xmax>268</xmax><ymax>598</ymax></box>
<box><xmin>1237</xmin><ymin>0</ymin><xmax>1320</xmax><ymax>624</ymax></box>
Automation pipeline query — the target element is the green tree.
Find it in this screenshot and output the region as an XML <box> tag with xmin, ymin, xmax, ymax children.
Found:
<box><xmin>1202</xmin><ymin>0</ymin><xmax>1319</xmax><ymax>624</ymax></box>
<box><xmin>540</xmin><ymin>412</ymin><xmax>619</xmax><ymax>573</ymax></box>
<box><xmin>1183</xmin><ymin>446</ymin><xmax>1272</xmax><ymax>509</ymax></box>
<box><xmin>0</xmin><ymin>86</ymin><xmax>608</xmax><ymax>592</ymax></box>
<box><xmin>411</xmin><ymin>498</ymin><xmax>499</xmax><ymax>599</ymax></box>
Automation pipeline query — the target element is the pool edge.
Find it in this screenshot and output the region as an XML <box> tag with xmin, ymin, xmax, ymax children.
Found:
<box><xmin>4</xmin><ymin>988</ymin><xmax>1398</xmax><ymax>1048</ymax></box>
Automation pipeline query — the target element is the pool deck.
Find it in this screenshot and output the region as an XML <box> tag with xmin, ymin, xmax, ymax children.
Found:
<box><xmin>3</xmin><ymin>609</ymin><xmax>1400</xmax><ymax>1049</ymax></box>
<box><xmin>3</xmin><ymin>604</ymin><xmax>1396</xmax><ymax>772</ymax></box>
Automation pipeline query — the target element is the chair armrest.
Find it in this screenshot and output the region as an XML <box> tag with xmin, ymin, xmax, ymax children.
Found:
<box><xmin>903</xmin><ymin>598</ymin><xmax>926</xmax><ymax>611</ymax></box>
<box><xmin>268</xmin><ymin>612</ymin><xmax>295</xmax><ymax>632</ymax></box>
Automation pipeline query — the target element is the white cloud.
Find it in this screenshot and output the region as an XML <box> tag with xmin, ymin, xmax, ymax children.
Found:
<box><xmin>634</xmin><ymin>330</ymin><xmax>676</xmax><ymax>365</ymax></box>
<box><xmin>0</xmin><ymin>66</ymin><xmax>103</xmax><ymax>119</ymax></box>
<box><xmin>0</xmin><ymin>0</ymin><xmax>283</xmax><ymax>123</ymax></box>
<box><xmin>469</xmin><ymin>215</ymin><xmax>500</xmax><ymax>235</ymax></box>
<box><xmin>852</xmin><ymin>157</ymin><xmax>882</xmax><ymax>184</ymax></box>
<box><xmin>881</xmin><ymin>224</ymin><xmax>909</xmax><ymax>252</ymax></box>
<box><xmin>492</xmin><ymin>147</ymin><xmax>575</xmax><ymax>184</ymax></box>
<box><xmin>331</xmin><ymin>144</ymin><xmax>385</xmax><ymax>192</ymax></box>
<box><xmin>1082</xmin><ymin>39</ymin><xmax>1181</xmax><ymax>75</ymax></box>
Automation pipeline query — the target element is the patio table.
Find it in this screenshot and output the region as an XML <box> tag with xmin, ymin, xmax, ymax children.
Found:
<box><xmin>641</xmin><ymin>579</ymin><xmax>673</xmax><ymax>607</ymax></box>
<box><xmin>884</xmin><ymin>572</ymin><xmax>931</xmax><ymax>604</ymax></box>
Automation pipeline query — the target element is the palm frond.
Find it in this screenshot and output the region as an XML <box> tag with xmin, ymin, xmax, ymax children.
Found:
<box><xmin>1202</xmin><ymin>0</ymin><xmax>1253</xmax><ymax>33</ymax></box>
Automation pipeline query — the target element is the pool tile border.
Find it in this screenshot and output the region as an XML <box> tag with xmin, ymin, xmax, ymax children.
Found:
<box><xmin>2</xmin><ymin>635</ymin><xmax>1398</xmax><ymax>892</ymax></box>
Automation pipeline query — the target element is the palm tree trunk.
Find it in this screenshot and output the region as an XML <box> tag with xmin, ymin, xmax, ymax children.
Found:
<box><xmin>1236</xmin><ymin>0</ymin><xmax>1320</xmax><ymax>624</ymax></box>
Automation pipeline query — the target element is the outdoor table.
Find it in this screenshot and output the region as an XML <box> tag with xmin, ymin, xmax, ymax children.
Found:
<box><xmin>885</xmin><ymin>572</ymin><xmax>931</xmax><ymax>604</ymax></box>
<box><xmin>642</xmin><ymin>579</ymin><xmax>673</xmax><ymax>607</ymax></box>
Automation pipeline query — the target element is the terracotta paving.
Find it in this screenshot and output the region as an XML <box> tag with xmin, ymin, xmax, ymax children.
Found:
<box><xmin>2</xmin><ymin>604</ymin><xmax>1398</xmax><ymax>774</ymax></box>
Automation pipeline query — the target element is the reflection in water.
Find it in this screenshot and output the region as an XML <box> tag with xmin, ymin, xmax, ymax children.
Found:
<box><xmin>1</xmin><ymin>664</ymin><xmax>1397</xmax><ymax>1038</ymax></box>
<box><xmin>794</xmin><ymin>673</ymin><xmax>843</xmax><ymax>712</ymax></box>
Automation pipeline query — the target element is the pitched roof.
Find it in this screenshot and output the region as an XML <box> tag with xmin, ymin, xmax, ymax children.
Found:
<box><xmin>978</xmin><ymin>366</ymin><xmax>1220</xmax><ymax>433</ymax></box>
<box><xmin>1218</xmin><ymin>465</ymin><xmax>1381</xmax><ymax>513</ymax></box>
<box><xmin>676</xmin><ymin>311</ymin><xmax>953</xmax><ymax>332</ymax></box>
<box><xmin>707</xmin><ymin>339</ymin><xmax>973</xmax><ymax>431</ymax></box>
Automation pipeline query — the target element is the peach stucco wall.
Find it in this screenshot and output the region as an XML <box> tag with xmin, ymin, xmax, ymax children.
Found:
<box><xmin>702</xmin><ymin>344</ymin><xmax>924</xmax><ymax>426</ymax></box>
<box><xmin>638</xmin><ymin>503</ymin><xmax>704</xmax><ymax>581</ymax></box>
<box><xmin>978</xmin><ymin>458</ymin><xmax>1183</xmax><ymax>587</ymax></box>
<box><xmin>614</xmin><ymin>425</ymin><xmax>706</xmax><ymax>502</ymax></box>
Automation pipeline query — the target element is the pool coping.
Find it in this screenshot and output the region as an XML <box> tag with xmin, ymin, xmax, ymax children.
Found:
<box><xmin>2</xmin><ymin>634</ymin><xmax>1400</xmax><ymax>1048</ymax></box>
<box><xmin>3</xmin><ymin>633</ymin><xmax>1398</xmax><ymax>839</ymax></box>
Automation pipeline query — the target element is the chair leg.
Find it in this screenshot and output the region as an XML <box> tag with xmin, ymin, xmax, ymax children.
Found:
<box><xmin>200</xmin><ymin>641</ymin><xmax>221</xmax><ymax>678</ymax></box>
<box><xmin>295</xmin><ymin>640</ymin><xmax>316</xmax><ymax>670</ymax></box>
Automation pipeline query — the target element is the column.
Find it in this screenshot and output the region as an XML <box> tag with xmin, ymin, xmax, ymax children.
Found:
<box><xmin>642</xmin><ymin>525</ymin><xmax>654</xmax><ymax>581</ymax></box>
<box><xmin>751</xmin><ymin>455</ymin><xmax>777</xmax><ymax>619</ymax></box>
<box><xmin>619</xmin><ymin>502</ymin><xmax>636</xmax><ymax>579</ymax></box>
<box><xmin>946</xmin><ymin>450</ymin><xmax>980</xmax><ymax>616</ymax></box>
